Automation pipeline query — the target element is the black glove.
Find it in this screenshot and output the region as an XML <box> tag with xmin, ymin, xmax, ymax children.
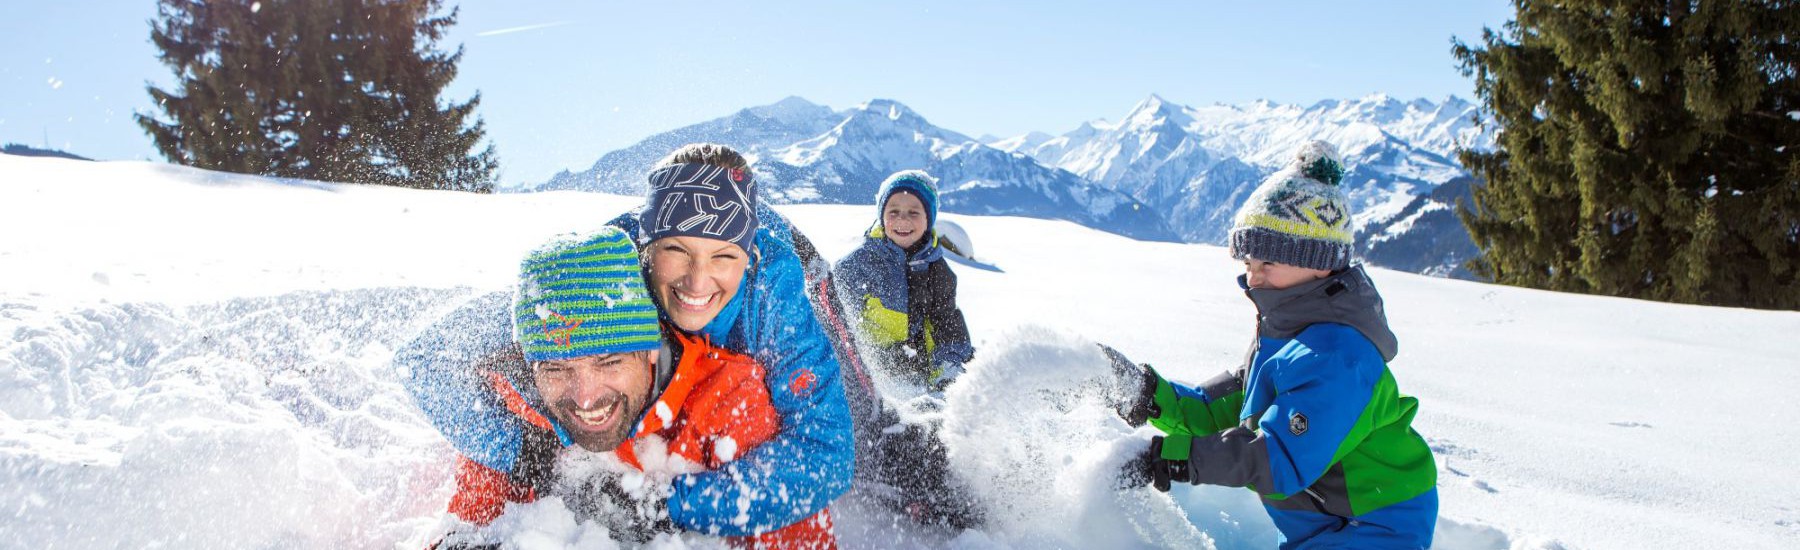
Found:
<box><xmin>1117</xmin><ymin>435</ymin><xmax>1191</xmax><ymax>492</ymax></box>
<box><xmin>927</xmin><ymin>360</ymin><xmax>965</xmax><ymax>393</ymax></box>
<box><xmin>429</xmin><ymin>533</ymin><xmax>499</xmax><ymax>550</ymax></box>
<box><xmin>509</xmin><ymin>426</ymin><xmax>560</xmax><ymax>492</ymax></box>
<box><xmin>1101</xmin><ymin>345</ymin><xmax>1160</xmax><ymax>427</ymax></box>
<box><xmin>568</xmin><ymin>472</ymin><xmax>675</xmax><ymax>544</ymax></box>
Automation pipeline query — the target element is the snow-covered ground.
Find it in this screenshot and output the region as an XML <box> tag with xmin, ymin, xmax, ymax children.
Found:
<box><xmin>3</xmin><ymin>154</ymin><xmax>1797</xmax><ymax>549</ymax></box>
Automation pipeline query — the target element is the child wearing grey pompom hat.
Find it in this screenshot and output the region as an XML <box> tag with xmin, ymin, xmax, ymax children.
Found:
<box><xmin>1227</xmin><ymin>140</ymin><xmax>1356</xmax><ymax>271</ymax></box>
<box><xmin>1113</xmin><ymin>141</ymin><xmax>1439</xmax><ymax>549</ymax></box>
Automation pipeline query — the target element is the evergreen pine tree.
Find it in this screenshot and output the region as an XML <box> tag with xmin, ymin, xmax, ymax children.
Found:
<box><xmin>138</xmin><ymin>0</ymin><xmax>497</xmax><ymax>191</ymax></box>
<box><xmin>1453</xmin><ymin>0</ymin><xmax>1800</xmax><ymax>309</ymax></box>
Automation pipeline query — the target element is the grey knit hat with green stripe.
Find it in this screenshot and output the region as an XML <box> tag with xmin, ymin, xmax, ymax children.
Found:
<box><xmin>514</xmin><ymin>227</ymin><xmax>661</xmax><ymax>362</ymax></box>
<box><xmin>1228</xmin><ymin>140</ymin><xmax>1355</xmax><ymax>271</ymax></box>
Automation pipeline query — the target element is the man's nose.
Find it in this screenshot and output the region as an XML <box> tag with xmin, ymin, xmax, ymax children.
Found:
<box><xmin>569</xmin><ymin>366</ymin><xmax>608</xmax><ymax>408</ymax></box>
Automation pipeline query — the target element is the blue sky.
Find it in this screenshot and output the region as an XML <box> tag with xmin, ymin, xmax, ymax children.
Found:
<box><xmin>1</xmin><ymin>0</ymin><xmax>1513</xmax><ymax>187</ymax></box>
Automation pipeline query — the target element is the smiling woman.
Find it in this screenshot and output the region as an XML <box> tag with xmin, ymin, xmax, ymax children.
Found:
<box><xmin>635</xmin><ymin>145</ymin><xmax>760</xmax><ymax>332</ymax></box>
<box><xmin>645</xmin><ymin>236</ymin><xmax>750</xmax><ymax>332</ymax></box>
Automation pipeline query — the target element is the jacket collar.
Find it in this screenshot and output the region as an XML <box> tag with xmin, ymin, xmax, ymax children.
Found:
<box><xmin>1240</xmin><ymin>264</ymin><xmax>1399</xmax><ymax>362</ymax></box>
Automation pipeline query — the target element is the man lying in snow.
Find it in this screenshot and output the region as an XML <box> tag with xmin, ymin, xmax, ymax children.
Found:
<box><xmin>430</xmin><ymin>227</ymin><xmax>834</xmax><ymax>548</ymax></box>
<box><xmin>402</xmin><ymin>144</ymin><xmax>854</xmax><ymax>541</ymax></box>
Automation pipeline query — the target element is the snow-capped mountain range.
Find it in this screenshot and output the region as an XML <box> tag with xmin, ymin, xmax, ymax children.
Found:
<box><xmin>531</xmin><ymin>94</ymin><xmax>1495</xmax><ymax>277</ymax></box>
<box><xmin>535</xmin><ymin>97</ymin><xmax>1176</xmax><ymax>242</ymax></box>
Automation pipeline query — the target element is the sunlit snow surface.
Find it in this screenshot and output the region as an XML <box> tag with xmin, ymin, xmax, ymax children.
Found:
<box><xmin>3</xmin><ymin>154</ymin><xmax>1798</xmax><ymax>549</ymax></box>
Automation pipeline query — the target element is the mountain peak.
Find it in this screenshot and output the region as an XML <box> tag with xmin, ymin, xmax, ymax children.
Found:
<box><xmin>1128</xmin><ymin>93</ymin><xmax>1177</xmax><ymax>115</ymax></box>
<box><xmin>988</xmin><ymin>131</ymin><xmax>1058</xmax><ymax>153</ymax></box>
<box><xmin>1124</xmin><ymin>94</ymin><xmax>1191</xmax><ymax>128</ymax></box>
<box><xmin>1308</xmin><ymin>98</ymin><xmax>1342</xmax><ymax>111</ymax></box>
<box><xmin>741</xmin><ymin>96</ymin><xmax>832</xmax><ymax>124</ymax></box>
<box><xmin>856</xmin><ymin>98</ymin><xmax>921</xmax><ymax>121</ymax></box>
<box><xmin>771</xmin><ymin>95</ymin><xmax>821</xmax><ymax>110</ymax></box>
<box><xmin>1359</xmin><ymin>92</ymin><xmax>1398</xmax><ymax>105</ymax></box>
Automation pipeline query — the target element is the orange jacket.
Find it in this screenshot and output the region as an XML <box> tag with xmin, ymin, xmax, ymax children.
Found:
<box><xmin>445</xmin><ymin>329</ymin><xmax>835</xmax><ymax>548</ymax></box>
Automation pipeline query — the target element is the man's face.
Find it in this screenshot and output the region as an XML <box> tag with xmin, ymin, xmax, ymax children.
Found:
<box><xmin>645</xmin><ymin>235</ymin><xmax>749</xmax><ymax>332</ymax></box>
<box><xmin>1244</xmin><ymin>258</ymin><xmax>1331</xmax><ymax>290</ymax></box>
<box><xmin>882</xmin><ymin>191</ymin><xmax>928</xmax><ymax>249</ymax></box>
<box><xmin>534</xmin><ymin>350</ymin><xmax>657</xmax><ymax>452</ymax></box>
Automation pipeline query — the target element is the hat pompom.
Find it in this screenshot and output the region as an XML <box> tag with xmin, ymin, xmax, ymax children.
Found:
<box><xmin>1294</xmin><ymin>140</ymin><xmax>1345</xmax><ymax>186</ymax></box>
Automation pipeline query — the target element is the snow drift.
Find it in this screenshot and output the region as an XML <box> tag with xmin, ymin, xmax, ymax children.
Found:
<box><xmin>3</xmin><ymin>153</ymin><xmax>1798</xmax><ymax>549</ymax></box>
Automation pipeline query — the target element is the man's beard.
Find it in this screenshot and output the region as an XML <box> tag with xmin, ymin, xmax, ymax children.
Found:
<box><xmin>552</xmin><ymin>391</ymin><xmax>641</xmax><ymax>452</ymax></box>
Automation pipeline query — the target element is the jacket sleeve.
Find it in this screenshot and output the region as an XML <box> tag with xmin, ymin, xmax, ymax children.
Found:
<box><xmin>665</xmin><ymin>214</ymin><xmax>856</xmax><ymax>536</ymax></box>
<box><xmin>925</xmin><ymin>260</ymin><xmax>974</xmax><ymax>365</ymax></box>
<box><xmin>1183</xmin><ymin>326</ymin><xmax>1387</xmax><ymax>498</ymax></box>
<box><xmin>671</xmin><ymin>354</ymin><xmax>779</xmax><ymax>469</ymax></box>
<box><xmin>830</xmin><ymin>246</ymin><xmax>872</xmax><ymax>314</ymax></box>
<box><xmin>1150</xmin><ymin>369</ymin><xmax>1245</xmax><ymax>436</ymax></box>
<box><xmin>398</xmin><ymin>291</ymin><xmax>532</xmax><ymax>474</ymax></box>
<box><xmin>445</xmin><ymin>454</ymin><xmax>537</xmax><ymax>526</ymax></box>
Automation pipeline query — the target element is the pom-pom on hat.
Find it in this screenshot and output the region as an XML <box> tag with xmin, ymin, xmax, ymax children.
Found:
<box><xmin>514</xmin><ymin>227</ymin><xmax>662</xmax><ymax>363</ymax></box>
<box><xmin>1227</xmin><ymin>140</ymin><xmax>1355</xmax><ymax>271</ymax></box>
<box><xmin>875</xmin><ymin>169</ymin><xmax>939</xmax><ymax>231</ymax></box>
<box><xmin>640</xmin><ymin>163</ymin><xmax>759</xmax><ymax>254</ymax></box>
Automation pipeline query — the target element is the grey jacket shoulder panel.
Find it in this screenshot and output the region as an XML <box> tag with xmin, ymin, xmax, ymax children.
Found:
<box><xmin>1243</xmin><ymin>264</ymin><xmax>1398</xmax><ymax>362</ymax></box>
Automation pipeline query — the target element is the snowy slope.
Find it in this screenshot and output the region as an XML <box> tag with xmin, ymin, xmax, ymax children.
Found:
<box><xmin>4</xmin><ymin>154</ymin><xmax>1798</xmax><ymax>549</ymax></box>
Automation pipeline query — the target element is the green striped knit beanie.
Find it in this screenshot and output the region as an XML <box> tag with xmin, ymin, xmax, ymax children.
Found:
<box><xmin>1228</xmin><ymin>140</ymin><xmax>1355</xmax><ymax>271</ymax></box>
<box><xmin>514</xmin><ymin>227</ymin><xmax>661</xmax><ymax>362</ymax></box>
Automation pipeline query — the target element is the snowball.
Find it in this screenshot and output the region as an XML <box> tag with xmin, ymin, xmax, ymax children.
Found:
<box><xmin>713</xmin><ymin>436</ymin><xmax>739</xmax><ymax>463</ymax></box>
<box><xmin>654</xmin><ymin>401</ymin><xmax>673</xmax><ymax>425</ymax></box>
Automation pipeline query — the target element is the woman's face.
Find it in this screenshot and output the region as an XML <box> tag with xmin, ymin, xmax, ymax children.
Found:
<box><xmin>645</xmin><ymin>235</ymin><xmax>749</xmax><ymax>331</ymax></box>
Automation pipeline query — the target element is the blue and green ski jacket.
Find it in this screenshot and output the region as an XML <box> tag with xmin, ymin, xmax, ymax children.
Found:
<box><xmin>1152</xmin><ymin>265</ymin><xmax>1438</xmax><ymax>549</ymax></box>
